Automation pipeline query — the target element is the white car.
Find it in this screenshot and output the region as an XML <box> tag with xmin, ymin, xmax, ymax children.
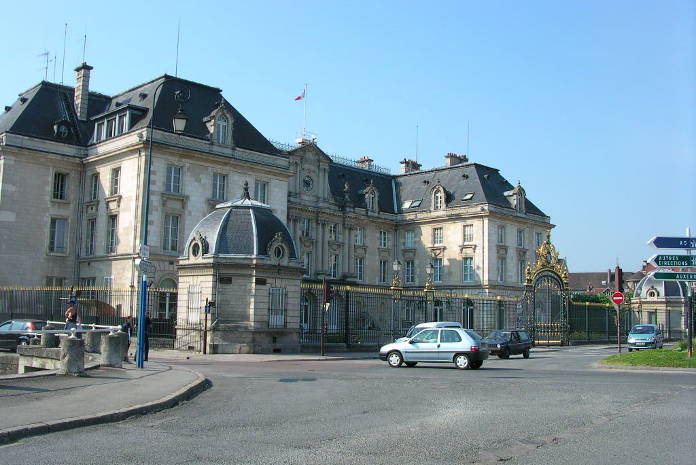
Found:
<box><xmin>379</xmin><ymin>327</ymin><xmax>488</xmax><ymax>369</ymax></box>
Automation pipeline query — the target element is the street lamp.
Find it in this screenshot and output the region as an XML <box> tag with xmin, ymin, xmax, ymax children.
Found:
<box><xmin>424</xmin><ymin>261</ymin><xmax>435</xmax><ymax>321</ymax></box>
<box><xmin>137</xmin><ymin>79</ymin><xmax>189</xmax><ymax>368</ymax></box>
<box><xmin>390</xmin><ymin>260</ymin><xmax>402</xmax><ymax>341</ymax></box>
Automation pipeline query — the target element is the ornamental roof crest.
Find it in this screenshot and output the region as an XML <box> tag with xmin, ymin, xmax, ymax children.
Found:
<box><xmin>525</xmin><ymin>231</ymin><xmax>569</xmax><ymax>287</ymax></box>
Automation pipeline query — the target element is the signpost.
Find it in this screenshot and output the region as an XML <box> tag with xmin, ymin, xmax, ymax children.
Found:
<box><xmin>652</xmin><ymin>272</ymin><xmax>696</xmax><ymax>281</ymax></box>
<box><xmin>611</xmin><ymin>292</ymin><xmax>624</xmax><ymax>306</ymax></box>
<box><xmin>647</xmin><ymin>236</ymin><xmax>696</xmax><ymax>249</ymax></box>
<box><xmin>612</xmin><ymin>292</ymin><xmax>624</xmax><ymax>353</ymax></box>
<box><xmin>648</xmin><ymin>255</ymin><xmax>696</xmax><ymax>268</ymax></box>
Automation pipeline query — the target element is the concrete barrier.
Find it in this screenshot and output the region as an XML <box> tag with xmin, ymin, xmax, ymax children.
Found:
<box><xmin>117</xmin><ymin>330</ymin><xmax>129</xmax><ymax>361</ymax></box>
<box><xmin>101</xmin><ymin>332</ymin><xmax>122</xmax><ymax>368</ymax></box>
<box><xmin>84</xmin><ymin>331</ymin><xmax>103</xmax><ymax>353</ymax></box>
<box><xmin>59</xmin><ymin>335</ymin><xmax>85</xmax><ymax>376</ymax></box>
<box><xmin>41</xmin><ymin>324</ymin><xmax>60</xmax><ymax>348</ymax></box>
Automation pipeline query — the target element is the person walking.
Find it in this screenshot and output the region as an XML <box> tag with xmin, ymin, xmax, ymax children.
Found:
<box><xmin>65</xmin><ymin>302</ymin><xmax>78</xmax><ymax>331</ymax></box>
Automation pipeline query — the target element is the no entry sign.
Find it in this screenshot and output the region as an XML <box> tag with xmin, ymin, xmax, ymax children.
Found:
<box><xmin>611</xmin><ymin>292</ymin><xmax>625</xmax><ymax>305</ymax></box>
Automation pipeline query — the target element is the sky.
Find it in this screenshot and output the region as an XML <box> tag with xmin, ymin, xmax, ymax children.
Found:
<box><xmin>1</xmin><ymin>0</ymin><xmax>694</xmax><ymax>272</ymax></box>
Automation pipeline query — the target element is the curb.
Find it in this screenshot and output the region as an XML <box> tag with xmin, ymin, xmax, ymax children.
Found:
<box><xmin>0</xmin><ymin>370</ymin><xmax>211</xmax><ymax>445</ymax></box>
<box><xmin>591</xmin><ymin>362</ymin><xmax>696</xmax><ymax>374</ymax></box>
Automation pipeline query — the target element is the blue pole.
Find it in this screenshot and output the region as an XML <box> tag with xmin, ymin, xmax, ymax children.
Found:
<box><xmin>137</xmin><ymin>273</ymin><xmax>147</xmax><ymax>368</ymax></box>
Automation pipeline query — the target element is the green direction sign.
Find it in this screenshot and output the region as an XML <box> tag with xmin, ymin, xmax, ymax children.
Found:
<box><xmin>653</xmin><ymin>272</ymin><xmax>696</xmax><ymax>281</ymax></box>
<box><xmin>648</xmin><ymin>254</ymin><xmax>696</xmax><ymax>267</ymax></box>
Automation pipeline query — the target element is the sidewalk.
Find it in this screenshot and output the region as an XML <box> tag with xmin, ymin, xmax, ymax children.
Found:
<box><xmin>0</xmin><ymin>361</ymin><xmax>209</xmax><ymax>444</ymax></box>
<box><xmin>150</xmin><ymin>349</ymin><xmax>379</xmax><ymax>362</ymax></box>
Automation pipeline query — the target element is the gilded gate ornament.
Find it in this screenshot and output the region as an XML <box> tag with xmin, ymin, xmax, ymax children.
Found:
<box><xmin>524</xmin><ymin>232</ymin><xmax>569</xmax><ymax>288</ymax></box>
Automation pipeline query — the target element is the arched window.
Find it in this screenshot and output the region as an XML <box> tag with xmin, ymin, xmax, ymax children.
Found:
<box><xmin>433</xmin><ymin>189</ymin><xmax>444</xmax><ymax>210</ymax></box>
<box><xmin>366</xmin><ymin>191</ymin><xmax>377</xmax><ymax>211</ymax></box>
<box><xmin>215</xmin><ymin>115</ymin><xmax>228</xmax><ymax>144</ymax></box>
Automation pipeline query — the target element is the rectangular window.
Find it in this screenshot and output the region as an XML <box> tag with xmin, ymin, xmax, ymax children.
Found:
<box><xmin>303</xmin><ymin>251</ymin><xmax>312</xmax><ymax>277</ymax></box>
<box><xmin>53</xmin><ymin>172</ymin><xmax>67</xmax><ymax>200</ymax></box>
<box><xmin>355</xmin><ymin>257</ymin><xmax>364</xmax><ymax>281</ymax></box>
<box><xmin>497</xmin><ymin>225</ymin><xmax>506</xmax><ymax>245</ymax></box>
<box><xmin>212</xmin><ymin>173</ymin><xmax>226</xmax><ymax>200</ymax></box>
<box><xmin>497</xmin><ymin>257</ymin><xmax>506</xmax><ymax>282</ymax></box>
<box><xmin>86</xmin><ymin>218</ymin><xmax>96</xmax><ymax>256</ymax></box>
<box><xmin>106</xmin><ymin>118</ymin><xmax>116</xmax><ymax>138</ymax></box>
<box><xmin>463</xmin><ymin>224</ymin><xmax>473</xmax><ymax>243</ymax></box>
<box><xmin>166</xmin><ymin>165</ymin><xmax>181</xmax><ymax>194</ymax></box>
<box><xmin>95</xmin><ymin>122</ymin><xmax>104</xmax><ymax>142</ymax></box>
<box><xmin>433</xmin><ymin>258</ymin><xmax>443</xmax><ymax>283</ymax></box>
<box><xmin>405</xmin><ymin>260</ymin><xmax>415</xmax><ymax>283</ymax></box>
<box><xmin>517</xmin><ymin>228</ymin><xmax>525</xmax><ymax>247</ymax></box>
<box><xmin>330</xmin><ymin>254</ymin><xmax>339</xmax><ymax>279</ymax></box>
<box><xmin>90</xmin><ymin>173</ymin><xmax>99</xmax><ymax>201</ymax></box>
<box><xmin>79</xmin><ymin>277</ymin><xmax>96</xmax><ymax>287</ymax></box>
<box><xmin>433</xmin><ymin>227</ymin><xmax>443</xmax><ymax>245</ymax></box>
<box><xmin>269</xmin><ymin>288</ymin><xmax>287</xmax><ymax>328</ymax></box>
<box><xmin>405</xmin><ymin>230</ymin><xmax>415</xmax><ymax>248</ymax></box>
<box><xmin>110</xmin><ymin>167</ymin><xmax>120</xmax><ymax>196</ymax></box>
<box><xmin>355</xmin><ymin>227</ymin><xmax>365</xmax><ymax>245</ymax></box>
<box><xmin>535</xmin><ymin>232</ymin><xmax>543</xmax><ymax>248</ymax></box>
<box><xmin>379</xmin><ymin>260</ymin><xmax>388</xmax><ymax>283</ymax></box>
<box><xmin>103</xmin><ymin>276</ymin><xmax>113</xmax><ymax>288</ymax></box>
<box><xmin>116</xmin><ymin>113</ymin><xmax>127</xmax><ymax>135</ymax></box>
<box><xmin>164</xmin><ymin>214</ymin><xmax>180</xmax><ymax>253</ymax></box>
<box><xmin>519</xmin><ymin>260</ymin><xmax>526</xmax><ymax>284</ymax></box>
<box><xmin>328</xmin><ymin>223</ymin><xmax>337</xmax><ymax>241</ymax></box>
<box><xmin>106</xmin><ymin>215</ymin><xmax>118</xmax><ymax>254</ymax></box>
<box><xmin>254</xmin><ymin>180</ymin><xmax>268</xmax><ymax>204</ymax></box>
<box><xmin>463</xmin><ymin>257</ymin><xmax>474</xmax><ymax>282</ymax></box>
<box><xmin>45</xmin><ymin>276</ymin><xmax>66</xmax><ymax>287</ymax></box>
<box><xmin>301</xmin><ymin>218</ymin><xmax>311</xmax><ymax>237</ymax></box>
<box><xmin>379</xmin><ymin>230</ymin><xmax>388</xmax><ymax>248</ymax></box>
<box><xmin>49</xmin><ymin>218</ymin><xmax>67</xmax><ymax>253</ymax></box>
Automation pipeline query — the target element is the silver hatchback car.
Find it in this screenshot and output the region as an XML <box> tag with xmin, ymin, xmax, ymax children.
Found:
<box><xmin>379</xmin><ymin>328</ymin><xmax>489</xmax><ymax>369</ymax></box>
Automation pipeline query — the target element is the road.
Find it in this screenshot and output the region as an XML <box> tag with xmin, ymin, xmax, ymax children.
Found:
<box><xmin>2</xmin><ymin>346</ymin><xmax>694</xmax><ymax>464</ymax></box>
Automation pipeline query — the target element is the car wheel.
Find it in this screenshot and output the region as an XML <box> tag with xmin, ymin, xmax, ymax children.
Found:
<box><xmin>404</xmin><ymin>362</ymin><xmax>417</xmax><ymax>367</ymax></box>
<box><xmin>387</xmin><ymin>351</ymin><xmax>403</xmax><ymax>368</ymax></box>
<box><xmin>454</xmin><ymin>353</ymin><xmax>471</xmax><ymax>370</ymax></box>
<box><xmin>522</xmin><ymin>349</ymin><xmax>530</xmax><ymax>359</ymax></box>
<box><xmin>498</xmin><ymin>347</ymin><xmax>510</xmax><ymax>359</ymax></box>
<box><xmin>19</xmin><ymin>339</ymin><xmax>29</xmax><ymax>346</ymax></box>
<box><xmin>470</xmin><ymin>360</ymin><xmax>483</xmax><ymax>369</ymax></box>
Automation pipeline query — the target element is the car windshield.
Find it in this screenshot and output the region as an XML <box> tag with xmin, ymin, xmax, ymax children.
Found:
<box><xmin>486</xmin><ymin>331</ymin><xmax>510</xmax><ymax>341</ymax></box>
<box><xmin>630</xmin><ymin>326</ymin><xmax>655</xmax><ymax>334</ymax></box>
<box><xmin>406</xmin><ymin>326</ymin><xmax>425</xmax><ymax>338</ymax></box>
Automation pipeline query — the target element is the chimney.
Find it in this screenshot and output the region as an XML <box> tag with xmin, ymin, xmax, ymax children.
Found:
<box><xmin>445</xmin><ymin>152</ymin><xmax>468</xmax><ymax>166</ymax></box>
<box><xmin>357</xmin><ymin>156</ymin><xmax>373</xmax><ymax>170</ymax></box>
<box><xmin>400</xmin><ymin>158</ymin><xmax>422</xmax><ymax>174</ymax></box>
<box><xmin>74</xmin><ymin>62</ymin><xmax>93</xmax><ymax>121</ymax></box>
<box><xmin>614</xmin><ymin>266</ymin><xmax>624</xmax><ymax>293</ymax></box>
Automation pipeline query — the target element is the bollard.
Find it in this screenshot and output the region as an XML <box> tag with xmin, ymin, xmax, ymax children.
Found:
<box><xmin>101</xmin><ymin>331</ymin><xmax>123</xmax><ymax>368</ymax></box>
<box><xmin>117</xmin><ymin>330</ymin><xmax>129</xmax><ymax>362</ymax></box>
<box><xmin>59</xmin><ymin>333</ymin><xmax>85</xmax><ymax>376</ymax></box>
<box><xmin>41</xmin><ymin>324</ymin><xmax>59</xmax><ymax>348</ymax></box>
<box><xmin>84</xmin><ymin>330</ymin><xmax>103</xmax><ymax>353</ymax></box>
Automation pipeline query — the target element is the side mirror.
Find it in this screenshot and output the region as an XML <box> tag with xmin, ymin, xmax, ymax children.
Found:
<box><xmin>409</xmin><ymin>339</ymin><xmax>415</xmax><ymax>344</ymax></box>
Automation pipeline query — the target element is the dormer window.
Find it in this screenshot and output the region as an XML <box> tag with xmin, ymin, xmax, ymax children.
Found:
<box><xmin>215</xmin><ymin>115</ymin><xmax>228</xmax><ymax>144</ymax></box>
<box><xmin>432</xmin><ymin>186</ymin><xmax>446</xmax><ymax>210</ymax></box>
<box><xmin>366</xmin><ymin>191</ymin><xmax>376</xmax><ymax>211</ymax></box>
<box><xmin>94</xmin><ymin>111</ymin><xmax>128</xmax><ymax>143</ymax></box>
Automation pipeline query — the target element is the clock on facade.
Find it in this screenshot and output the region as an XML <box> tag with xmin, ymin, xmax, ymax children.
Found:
<box><xmin>303</xmin><ymin>176</ymin><xmax>314</xmax><ymax>192</ymax></box>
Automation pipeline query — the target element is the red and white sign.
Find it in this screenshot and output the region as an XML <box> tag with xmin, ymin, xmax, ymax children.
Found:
<box><xmin>611</xmin><ymin>292</ymin><xmax>625</xmax><ymax>305</ymax></box>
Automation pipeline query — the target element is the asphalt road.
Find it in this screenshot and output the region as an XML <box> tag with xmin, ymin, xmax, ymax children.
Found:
<box><xmin>2</xmin><ymin>346</ymin><xmax>694</xmax><ymax>465</ymax></box>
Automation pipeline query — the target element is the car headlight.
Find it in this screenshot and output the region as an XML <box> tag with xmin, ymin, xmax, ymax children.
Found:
<box><xmin>497</xmin><ymin>344</ymin><xmax>501</xmax><ymax>349</ymax></box>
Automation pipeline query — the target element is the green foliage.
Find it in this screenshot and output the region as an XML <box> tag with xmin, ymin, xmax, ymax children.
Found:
<box><xmin>571</xmin><ymin>293</ymin><xmax>611</xmax><ymax>304</ymax></box>
<box><xmin>674</xmin><ymin>338</ymin><xmax>696</xmax><ymax>352</ymax></box>
<box><xmin>602</xmin><ymin>349</ymin><xmax>696</xmax><ymax>368</ymax></box>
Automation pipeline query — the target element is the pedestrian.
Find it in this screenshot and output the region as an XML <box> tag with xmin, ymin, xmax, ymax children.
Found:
<box><xmin>65</xmin><ymin>302</ymin><xmax>78</xmax><ymax>331</ymax></box>
<box><xmin>121</xmin><ymin>316</ymin><xmax>133</xmax><ymax>361</ymax></box>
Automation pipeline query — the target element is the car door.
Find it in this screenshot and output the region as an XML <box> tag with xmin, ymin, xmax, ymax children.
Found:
<box><xmin>403</xmin><ymin>329</ymin><xmax>440</xmax><ymax>362</ymax></box>
<box><xmin>0</xmin><ymin>321</ymin><xmax>13</xmax><ymax>350</ymax></box>
<box><xmin>438</xmin><ymin>329</ymin><xmax>464</xmax><ymax>361</ymax></box>
<box><xmin>509</xmin><ymin>332</ymin><xmax>522</xmax><ymax>354</ymax></box>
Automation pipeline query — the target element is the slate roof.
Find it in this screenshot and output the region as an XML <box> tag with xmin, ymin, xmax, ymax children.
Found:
<box><xmin>0</xmin><ymin>74</ymin><xmax>282</xmax><ymax>157</ymax></box>
<box><xmin>328</xmin><ymin>164</ymin><xmax>397</xmax><ymax>213</ymax></box>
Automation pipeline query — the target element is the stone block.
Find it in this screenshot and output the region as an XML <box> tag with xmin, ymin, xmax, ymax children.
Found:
<box><xmin>58</xmin><ymin>336</ymin><xmax>85</xmax><ymax>376</ymax></box>
<box><xmin>83</xmin><ymin>331</ymin><xmax>103</xmax><ymax>353</ymax></box>
<box><xmin>100</xmin><ymin>332</ymin><xmax>122</xmax><ymax>368</ymax></box>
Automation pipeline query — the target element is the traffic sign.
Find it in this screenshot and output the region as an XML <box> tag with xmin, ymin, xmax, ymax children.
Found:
<box><xmin>647</xmin><ymin>236</ymin><xmax>696</xmax><ymax>249</ymax></box>
<box><xmin>611</xmin><ymin>292</ymin><xmax>624</xmax><ymax>305</ymax></box>
<box><xmin>140</xmin><ymin>244</ymin><xmax>150</xmax><ymax>260</ymax></box>
<box><xmin>653</xmin><ymin>272</ymin><xmax>696</xmax><ymax>281</ymax></box>
<box><xmin>136</xmin><ymin>259</ymin><xmax>156</xmax><ymax>275</ymax></box>
<box><xmin>647</xmin><ymin>254</ymin><xmax>696</xmax><ymax>267</ymax></box>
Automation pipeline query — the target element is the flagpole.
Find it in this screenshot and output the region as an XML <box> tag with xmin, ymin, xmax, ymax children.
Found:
<box><xmin>303</xmin><ymin>83</ymin><xmax>307</xmax><ymax>139</ymax></box>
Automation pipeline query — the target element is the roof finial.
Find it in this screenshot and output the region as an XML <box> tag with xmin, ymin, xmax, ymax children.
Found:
<box><xmin>242</xmin><ymin>181</ymin><xmax>250</xmax><ymax>200</ymax></box>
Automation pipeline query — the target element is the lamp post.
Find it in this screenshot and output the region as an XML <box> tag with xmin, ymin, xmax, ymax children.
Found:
<box><xmin>390</xmin><ymin>260</ymin><xmax>402</xmax><ymax>341</ymax></box>
<box><xmin>424</xmin><ymin>262</ymin><xmax>435</xmax><ymax>321</ymax></box>
<box><xmin>137</xmin><ymin>79</ymin><xmax>188</xmax><ymax>368</ymax></box>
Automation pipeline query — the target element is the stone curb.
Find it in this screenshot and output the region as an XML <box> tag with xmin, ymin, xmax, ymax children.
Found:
<box><xmin>591</xmin><ymin>362</ymin><xmax>696</xmax><ymax>374</ymax></box>
<box><xmin>0</xmin><ymin>370</ymin><xmax>211</xmax><ymax>445</ymax></box>
<box><xmin>0</xmin><ymin>358</ymin><xmax>101</xmax><ymax>381</ymax></box>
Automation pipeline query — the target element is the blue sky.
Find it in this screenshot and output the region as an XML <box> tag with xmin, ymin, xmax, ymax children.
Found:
<box><xmin>1</xmin><ymin>1</ymin><xmax>694</xmax><ymax>271</ymax></box>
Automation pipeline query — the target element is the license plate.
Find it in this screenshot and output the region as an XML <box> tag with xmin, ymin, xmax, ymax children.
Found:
<box><xmin>637</xmin><ymin>342</ymin><xmax>645</xmax><ymax>346</ymax></box>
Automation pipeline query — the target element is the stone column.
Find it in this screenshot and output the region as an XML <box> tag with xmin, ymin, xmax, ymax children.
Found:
<box><xmin>345</xmin><ymin>224</ymin><xmax>353</xmax><ymax>275</ymax></box>
<box><xmin>117</xmin><ymin>330</ymin><xmax>130</xmax><ymax>361</ymax></box>
<box><xmin>41</xmin><ymin>324</ymin><xmax>59</xmax><ymax>348</ymax></box>
<box><xmin>59</xmin><ymin>335</ymin><xmax>85</xmax><ymax>376</ymax></box>
<box><xmin>84</xmin><ymin>330</ymin><xmax>103</xmax><ymax>353</ymax></box>
<box><xmin>101</xmin><ymin>332</ymin><xmax>123</xmax><ymax>368</ymax></box>
<box><xmin>319</xmin><ymin>220</ymin><xmax>327</xmax><ymax>275</ymax></box>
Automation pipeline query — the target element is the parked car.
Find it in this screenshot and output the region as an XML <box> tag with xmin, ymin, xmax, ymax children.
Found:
<box><xmin>394</xmin><ymin>321</ymin><xmax>463</xmax><ymax>342</ymax></box>
<box><xmin>379</xmin><ymin>327</ymin><xmax>488</xmax><ymax>369</ymax></box>
<box><xmin>482</xmin><ymin>330</ymin><xmax>532</xmax><ymax>359</ymax></box>
<box><xmin>627</xmin><ymin>324</ymin><xmax>664</xmax><ymax>351</ymax></box>
<box><xmin>0</xmin><ymin>319</ymin><xmax>46</xmax><ymax>351</ymax></box>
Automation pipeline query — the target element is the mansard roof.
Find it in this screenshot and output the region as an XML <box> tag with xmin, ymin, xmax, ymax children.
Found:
<box><xmin>328</xmin><ymin>164</ymin><xmax>397</xmax><ymax>213</ymax></box>
<box><xmin>0</xmin><ymin>74</ymin><xmax>282</xmax><ymax>157</ymax></box>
